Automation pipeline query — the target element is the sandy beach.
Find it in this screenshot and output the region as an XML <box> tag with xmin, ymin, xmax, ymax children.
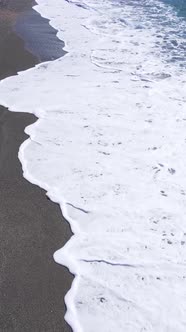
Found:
<box><xmin>0</xmin><ymin>1</ymin><xmax>72</xmax><ymax>331</ymax></box>
<box><xmin>0</xmin><ymin>0</ymin><xmax>185</xmax><ymax>330</ymax></box>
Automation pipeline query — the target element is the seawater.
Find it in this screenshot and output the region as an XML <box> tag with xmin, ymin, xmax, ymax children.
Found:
<box><xmin>161</xmin><ymin>0</ymin><xmax>186</xmax><ymax>18</ymax></box>
<box><xmin>0</xmin><ymin>0</ymin><xmax>186</xmax><ymax>331</ymax></box>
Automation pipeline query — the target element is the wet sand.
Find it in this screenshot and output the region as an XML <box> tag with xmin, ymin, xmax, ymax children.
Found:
<box><xmin>0</xmin><ymin>1</ymin><xmax>73</xmax><ymax>331</ymax></box>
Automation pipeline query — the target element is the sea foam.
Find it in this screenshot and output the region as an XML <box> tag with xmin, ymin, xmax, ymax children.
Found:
<box><xmin>0</xmin><ymin>0</ymin><xmax>186</xmax><ymax>331</ymax></box>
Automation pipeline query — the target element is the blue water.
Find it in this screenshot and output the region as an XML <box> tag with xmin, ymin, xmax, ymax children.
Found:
<box><xmin>114</xmin><ymin>0</ymin><xmax>186</xmax><ymax>68</ymax></box>
<box><xmin>161</xmin><ymin>0</ymin><xmax>186</xmax><ymax>18</ymax></box>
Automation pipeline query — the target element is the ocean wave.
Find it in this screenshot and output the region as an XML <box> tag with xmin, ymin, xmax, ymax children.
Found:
<box><xmin>0</xmin><ymin>0</ymin><xmax>186</xmax><ymax>330</ymax></box>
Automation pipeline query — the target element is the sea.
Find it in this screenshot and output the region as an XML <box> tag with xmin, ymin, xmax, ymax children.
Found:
<box><xmin>0</xmin><ymin>0</ymin><xmax>186</xmax><ymax>331</ymax></box>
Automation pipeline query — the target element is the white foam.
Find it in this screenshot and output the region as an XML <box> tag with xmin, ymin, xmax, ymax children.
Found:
<box><xmin>1</xmin><ymin>0</ymin><xmax>186</xmax><ymax>330</ymax></box>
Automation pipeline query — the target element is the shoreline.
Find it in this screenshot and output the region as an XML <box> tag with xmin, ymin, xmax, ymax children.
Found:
<box><xmin>0</xmin><ymin>1</ymin><xmax>73</xmax><ymax>331</ymax></box>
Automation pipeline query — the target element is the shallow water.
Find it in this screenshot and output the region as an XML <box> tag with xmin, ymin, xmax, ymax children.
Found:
<box><xmin>0</xmin><ymin>0</ymin><xmax>186</xmax><ymax>331</ymax></box>
<box><xmin>15</xmin><ymin>8</ymin><xmax>66</xmax><ymax>61</ymax></box>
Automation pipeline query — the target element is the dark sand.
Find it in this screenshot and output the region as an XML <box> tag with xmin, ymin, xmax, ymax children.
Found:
<box><xmin>0</xmin><ymin>1</ymin><xmax>73</xmax><ymax>331</ymax></box>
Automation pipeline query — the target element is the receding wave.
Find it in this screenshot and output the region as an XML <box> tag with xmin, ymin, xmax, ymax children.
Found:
<box><xmin>0</xmin><ymin>0</ymin><xmax>186</xmax><ymax>331</ymax></box>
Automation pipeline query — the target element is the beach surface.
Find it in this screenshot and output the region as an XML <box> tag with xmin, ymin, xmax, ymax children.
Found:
<box><xmin>0</xmin><ymin>1</ymin><xmax>72</xmax><ymax>331</ymax></box>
